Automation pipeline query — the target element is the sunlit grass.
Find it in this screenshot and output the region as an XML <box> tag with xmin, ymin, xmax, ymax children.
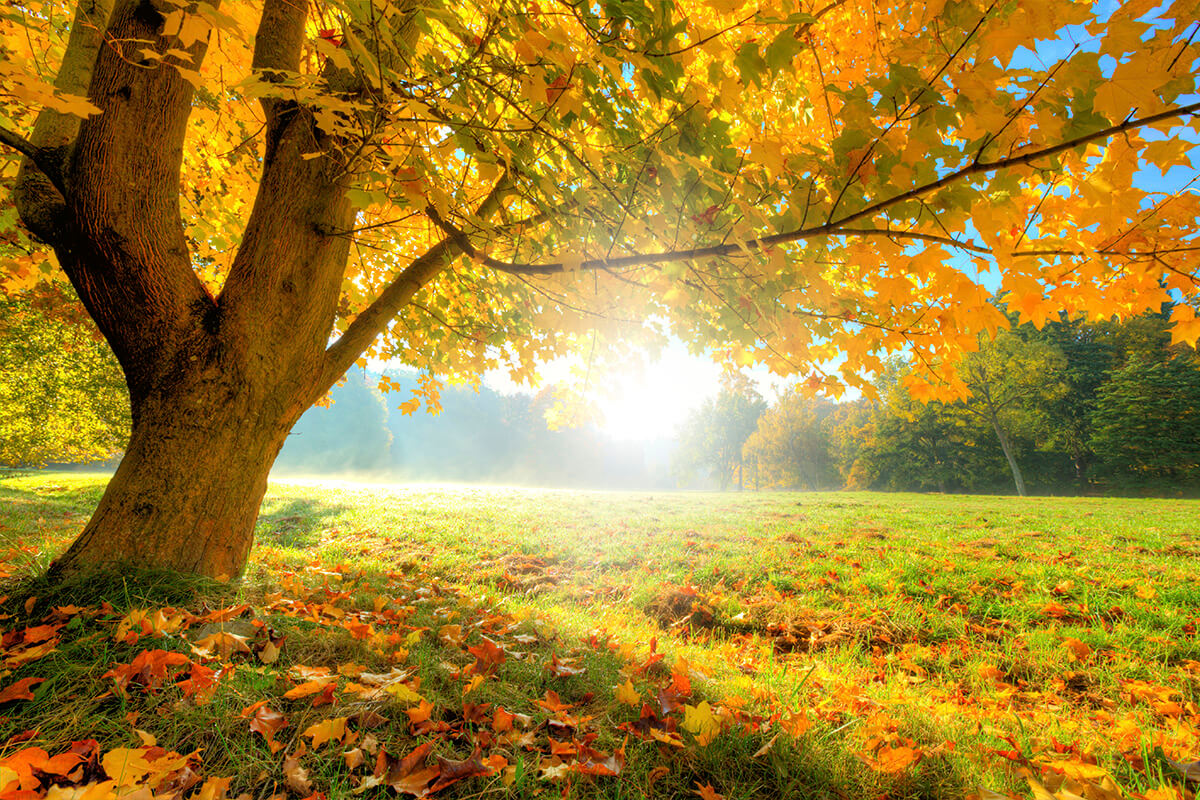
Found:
<box><xmin>1</xmin><ymin>470</ymin><xmax>1197</xmax><ymax>799</ymax></box>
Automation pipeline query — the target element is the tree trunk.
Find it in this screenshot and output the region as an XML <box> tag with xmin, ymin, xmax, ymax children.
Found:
<box><xmin>48</xmin><ymin>360</ymin><xmax>304</xmax><ymax>580</ymax></box>
<box><xmin>988</xmin><ymin>408</ymin><xmax>1027</xmax><ymax>496</ymax></box>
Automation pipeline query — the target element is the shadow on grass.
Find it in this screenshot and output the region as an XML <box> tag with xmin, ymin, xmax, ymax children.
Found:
<box><xmin>254</xmin><ymin>496</ymin><xmax>350</xmax><ymax>548</ymax></box>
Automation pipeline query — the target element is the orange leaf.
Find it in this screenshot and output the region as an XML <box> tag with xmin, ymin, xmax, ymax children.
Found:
<box><xmin>0</xmin><ymin>677</ymin><xmax>45</xmax><ymax>703</ymax></box>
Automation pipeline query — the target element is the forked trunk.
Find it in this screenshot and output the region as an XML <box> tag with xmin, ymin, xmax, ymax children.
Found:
<box><xmin>48</xmin><ymin>368</ymin><xmax>300</xmax><ymax>581</ymax></box>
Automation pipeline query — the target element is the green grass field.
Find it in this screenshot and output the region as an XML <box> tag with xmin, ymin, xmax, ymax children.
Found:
<box><xmin>0</xmin><ymin>471</ymin><xmax>1197</xmax><ymax>800</ymax></box>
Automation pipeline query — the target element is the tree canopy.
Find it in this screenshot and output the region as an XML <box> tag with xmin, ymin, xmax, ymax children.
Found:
<box><xmin>4</xmin><ymin>0</ymin><xmax>1199</xmax><ymax>396</ymax></box>
<box><xmin>0</xmin><ymin>0</ymin><xmax>1198</xmax><ymax>577</ymax></box>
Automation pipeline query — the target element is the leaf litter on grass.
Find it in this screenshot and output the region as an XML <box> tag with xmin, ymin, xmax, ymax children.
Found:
<box><xmin>0</xmin><ymin>475</ymin><xmax>1198</xmax><ymax>800</ymax></box>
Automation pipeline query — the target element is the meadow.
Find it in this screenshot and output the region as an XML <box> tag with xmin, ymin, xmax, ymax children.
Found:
<box><xmin>0</xmin><ymin>471</ymin><xmax>1197</xmax><ymax>800</ymax></box>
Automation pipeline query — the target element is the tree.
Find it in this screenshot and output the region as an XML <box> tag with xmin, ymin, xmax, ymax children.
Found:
<box><xmin>0</xmin><ymin>290</ymin><xmax>129</xmax><ymax>466</ymax></box>
<box><xmin>674</xmin><ymin>375</ymin><xmax>766</xmax><ymax>489</ymax></box>
<box><xmin>742</xmin><ymin>390</ymin><xmax>837</xmax><ymax>489</ymax></box>
<box><xmin>1090</xmin><ymin>352</ymin><xmax>1200</xmax><ymax>482</ymax></box>
<box><xmin>1033</xmin><ymin>316</ymin><xmax>1115</xmax><ymax>486</ymax></box>
<box><xmin>856</xmin><ymin>360</ymin><xmax>995</xmax><ymax>493</ymax></box>
<box><xmin>958</xmin><ymin>329</ymin><xmax>1067</xmax><ymax>495</ymax></box>
<box><xmin>1</xmin><ymin>0</ymin><xmax>1198</xmax><ymax>577</ymax></box>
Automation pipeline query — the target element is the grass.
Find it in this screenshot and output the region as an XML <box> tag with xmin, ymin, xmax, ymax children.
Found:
<box><xmin>0</xmin><ymin>470</ymin><xmax>1197</xmax><ymax>800</ymax></box>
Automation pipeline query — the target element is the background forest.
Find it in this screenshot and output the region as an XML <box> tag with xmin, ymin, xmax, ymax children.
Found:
<box><xmin>3</xmin><ymin>294</ymin><xmax>1198</xmax><ymax>495</ymax></box>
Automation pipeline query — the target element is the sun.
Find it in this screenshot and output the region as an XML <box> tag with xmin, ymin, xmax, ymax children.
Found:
<box><xmin>598</xmin><ymin>347</ymin><xmax>724</xmax><ymax>441</ymax></box>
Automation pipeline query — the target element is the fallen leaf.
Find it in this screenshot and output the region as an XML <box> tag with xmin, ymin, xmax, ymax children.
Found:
<box><xmin>385</xmin><ymin>682</ymin><xmax>424</xmax><ymax>704</ymax></box>
<box><xmin>615</xmin><ymin>679</ymin><xmax>640</xmax><ymax>707</ymax></box>
<box><xmin>1063</xmin><ymin>638</ymin><xmax>1092</xmax><ymax>661</ymax></box>
<box><xmin>283</xmin><ymin>754</ymin><xmax>312</xmax><ymax>795</ymax></box>
<box><xmin>0</xmin><ymin>677</ymin><xmax>45</xmax><ymax>703</ymax></box>
<box><xmin>248</xmin><ymin>706</ymin><xmax>288</xmax><ymax>753</ymax></box>
<box><xmin>694</xmin><ymin>781</ymin><xmax>725</xmax><ymax>800</ymax></box>
<box><xmin>430</xmin><ymin>750</ymin><xmax>494</xmax><ymax>792</ymax></box>
<box><xmin>492</xmin><ymin>707</ymin><xmax>515</xmax><ymax>733</ymax></box>
<box><xmin>753</xmin><ymin>733</ymin><xmax>779</xmax><ymax>758</ymax></box>
<box><xmin>467</xmin><ymin>637</ymin><xmax>506</xmax><ymax>675</ymax></box>
<box><xmin>536</xmin><ymin>690</ymin><xmax>573</xmax><ymax>712</ymax></box>
<box><xmin>682</xmin><ymin>701</ymin><xmax>721</xmax><ymax>746</ymax></box>
<box><xmin>547</xmin><ymin>653</ymin><xmax>585</xmax><ymax>677</ymax></box>
<box><xmin>873</xmin><ymin>744</ymin><xmax>920</xmax><ymax>773</ymax></box>
<box><xmin>192</xmin><ymin>632</ymin><xmax>251</xmax><ymax>660</ymax></box>
<box><xmin>303</xmin><ymin>717</ymin><xmax>348</xmax><ymax>750</ymax></box>
<box><xmin>343</xmin><ymin>747</ymin><xmax>365</xmax><ymax>770</ymax></box>
<box><xmin>284</xmin><ymin>677</ymin><xmax>337</xmax><ymax>700</ymax></box>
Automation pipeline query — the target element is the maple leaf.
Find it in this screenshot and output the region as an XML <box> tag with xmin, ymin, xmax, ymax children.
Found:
<box><xmin>778</xmin><ymin>710</ymin><xmax>812</xmax><ymax>742</ymax></box>
<box><xmin>682</xmin><ymin>702</ymin><xmax>722</xmax><ymax>746</ymax></box>
<box><xmin>283</xmin><ymin>753</ymin><xmax>313</xmax><ymax>796</ymax></box>
<box><xmin>0</xmin><ymin>677</ymin><xmax>45</xmax><ymax>704</ymax></box>
<box><xmin>694</xmin><ymin>781</ymin><xmax>726</xmax><ymax>800</ymax></box>
<box><xmin>536</xmin><ymin>690</ymin><xmax>574</xmax><ymax>713</ymax></box>
<box><xmin>247</xmin><ymin>705</ymin><xmax>288</xmax><ymax>753</ymax></box>
<box><xmin>547</xmin><ymin>653</ymin><xmax>585</xmax><ymax>677</ymax></box>
<box><xmin>385</xmin><ymin>682</ymin><xmax>425</xmax><ymax>705</ymax></box>
<box><xmin>191</xmin><ymin>631</ymin><xmax>251</xmax><ymax>660</ymax></box>
<box><xmin>284</xmin><ymin>677</ymin><xmax>337</xmax><ymax>700</ymax></box>
<box><xmin>384</xmin><ymin>742</ymin><xmax>441</xmax><ymax>796</ymax></box>
<box><xmin>615</xmin><ymin>679</ymin><xmax>641</xmax><ymax>707</ymax></box>
<box><xmin>430</xmin><ymin>749</ymin><xmax>495</xmax><ymax>793</ymax></box>
<box><xmin>102</xmin><ymin>746</ymin><xmax>192</xmax><ymax>789</ymax></box>
<box><xmin>1063</xmin><ymin>638</ymin><xmax>1092</xmax><ymax>662</ymax></box>
<box><xmin>467</xmin><ymin>637</ymin><xmax>506</xmax><ymax>675</ymax></box>
<box><xmin>303</xmin><ymin>717</ymin><xmax>348</xmax><ymax>750</ymax></box>
<box><xmin>871</xmin><ymin>744</ymin><xmax>922</xmax><ymax>773</ymax></box>
<box><xmin>103</xmin><ymin>649</ymin><xmax>191</xmax><ymax>693</ymax></box>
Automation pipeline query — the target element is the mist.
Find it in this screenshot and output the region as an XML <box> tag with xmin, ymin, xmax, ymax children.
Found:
<box><xmin>270</xmin><ymin>368</ymin><xmax>679</xmax><ymax>490</ymax></box>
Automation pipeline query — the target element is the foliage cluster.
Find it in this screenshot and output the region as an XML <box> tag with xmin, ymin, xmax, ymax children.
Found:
<box><xmin>0</xmin><ymin>292</ymin><xmax>128</xmax><ymax>467</ymax></box>
<box><xmin>2</xmin><ymin>0</ymin><xmax>1200</xmax><ymax>577</ymax></box>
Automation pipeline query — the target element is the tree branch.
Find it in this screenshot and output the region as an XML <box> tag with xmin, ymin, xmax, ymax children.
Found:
<box><xmin>317</xmin><ymin>175</ymin><xmax>517</xmax><ymax>394</ymax></box>
<box><xmin>317</xmin><ymin>236</ymin><xmax>457</xmax><ymax>395</ymax></box>
<box><xmin>442</xmin><ymin>101</ymin><xmax>1200</xmax><ymax>276</ymax></box>
<box><xmin>59</xmin><ymin>0</ymin><xmax>218</xmax><ymax>399</ymax></box>
<box><xmin>13</xmin><ymin>0</ymin><xmax>114</xmax><ymax>244</ymax></box>
<box><xmin>0</xmin><ymin>126</ymin><xmax>66</xmax><ymax>196</ymax></box>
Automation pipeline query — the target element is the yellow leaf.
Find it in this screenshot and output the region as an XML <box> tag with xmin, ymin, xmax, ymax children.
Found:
<box><xmin>682</xmin><ymin>701</ymin><xmax>721</xmax><ymax>746</ymax></box>
<box><xmin>385</xmin><ymin>682</ymin><xmax>425</xmax><ymax>705</ymax></box>
<box><xmin>302</xmin><ymin>717</ymin><xmax>348</xmax><ymax>749</ymax></box>
<box><xmin>615</xmin><ymin>679</ymin><xmax>640</xmax><ymax>707</ymax></box>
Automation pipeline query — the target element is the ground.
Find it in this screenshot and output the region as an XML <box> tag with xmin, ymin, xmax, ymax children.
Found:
<box><xmin>0</xmin><ymin>471</ymin><xmax>1197</xmax><ymax>800</ymax></box>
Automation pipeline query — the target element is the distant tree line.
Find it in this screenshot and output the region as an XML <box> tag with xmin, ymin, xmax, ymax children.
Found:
<box><xmin>5</xmin><ymin>289</ymin><xmax>1197</xmax><ymax>496</ymax></box>
<box><xmin>678</xmin><ymin>308</ymin><xmax>1200</xmax><ymax>494</ymax></box>
<box><xmin>273</xmin><ymin>370</ymin><xmax>676</xmax><ymax>488</ymax></box>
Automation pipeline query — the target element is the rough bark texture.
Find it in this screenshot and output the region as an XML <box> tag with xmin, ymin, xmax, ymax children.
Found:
<box><xmin>48</xmin><ymin>361</ymin><xmax>300</xmax><ymax>580</ymax></box>
<box><xmin>17</xmin><ymin>0</ymin><xmax>362</xmax><ymax>579</ymax></box>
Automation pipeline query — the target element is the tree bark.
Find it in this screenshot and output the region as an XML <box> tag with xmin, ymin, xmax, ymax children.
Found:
<box><xmin>45</xmin><ymin>324</ymin><xmax>317</xmax><ymax>580</ymax></box>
